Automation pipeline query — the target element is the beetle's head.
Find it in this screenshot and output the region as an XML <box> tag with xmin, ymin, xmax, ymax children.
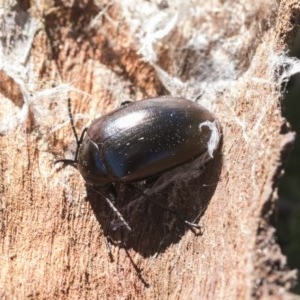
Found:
<box><xmin>76</xmin><ymin>134</ymin><xmax>111</xmax><ymax>187</ymax></box>
<box><xmin>55</xmin><ymin>127</ymin><xmax>111</xmax><ymax>187</ymax></box>
<box><xmin>55</xmin><ymin>98</ymin><xmax>110</xmax><ymax>187</ymax></box>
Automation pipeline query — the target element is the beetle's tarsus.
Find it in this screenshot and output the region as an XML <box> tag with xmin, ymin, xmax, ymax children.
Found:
<box><xmin>104</xmin><ymin>236</ymin><xmax>114</xmax><ymax>262</ymax></box>
<box><xmin>120</xmin><ymin>100</ymin><xmax>132</xmax><ymax>106</ymax></box>
<box><xmin>54</xmin><ymin>158</ymin><xmax>77</xmax><ymax>167</ymax></box>
<box><xmin>184</xmin><ymin>220</ymin><xmax>200</xmax><ymax>229</ymax></box>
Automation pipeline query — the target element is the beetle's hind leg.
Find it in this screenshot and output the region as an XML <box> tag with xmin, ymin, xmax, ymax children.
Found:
<box><xmin>92</xmin><ymin>187</ymin><xmax>132</xmax><ymax>232</ymax></box>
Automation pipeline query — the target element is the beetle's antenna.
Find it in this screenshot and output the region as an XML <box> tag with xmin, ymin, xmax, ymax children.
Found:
<box><xmin>55</xmin><ymin>99</ymin><xmax>87</xmax><ymax>167</ymax></box>
<box><xmin>128</xmin><ymin>183</ymin><xmax>201</xmax><ymax>234</ymax></box>
<box><xmin>68</xmin><ymin>97</ymin><xmax>79</xmax><ymax>144</ymax></box>
<box><xmin>73</xmin><ymin>127</ymin><xmax>87</xmax><ymax>162</ymax></box>
<box><xmin>93</xmin><ymin>189</ymin><xmax>132</xmax><ymax>232</ymax></box>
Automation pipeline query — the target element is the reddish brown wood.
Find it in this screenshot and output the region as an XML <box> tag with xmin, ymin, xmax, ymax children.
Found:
<box><xmin>0</xmin><ymin>0</ymin><xmax>299</xmax><ymax>298</ymax></box>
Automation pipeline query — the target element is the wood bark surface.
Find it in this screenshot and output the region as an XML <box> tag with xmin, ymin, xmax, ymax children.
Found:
<box><xmin>0</xmin><ymin>0</ymin><xmax>299</xmax><ymax>299</ymax></box>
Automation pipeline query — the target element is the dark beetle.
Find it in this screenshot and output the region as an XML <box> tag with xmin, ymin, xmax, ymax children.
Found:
<box><xmin>56</xmin><ymin>96</ymin><xmax>217</xmax><ymax>230</ymax></box>
<box><xmin>57</xmin><ymin>96</ymin><xmax>216</xmax><ymax>186</ymax></box>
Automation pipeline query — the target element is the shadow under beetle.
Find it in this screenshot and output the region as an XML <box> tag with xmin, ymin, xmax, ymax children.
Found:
<box><xmin>55</xmin><ymin>96</ymin><xmax>218</xmax><ymax>232</ymax></box>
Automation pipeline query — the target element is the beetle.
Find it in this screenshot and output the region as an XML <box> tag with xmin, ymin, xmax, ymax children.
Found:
<box><xmin>56</xmin><ymin>96</ymin><xmax>217</xmax><ymax>231</ymax></box>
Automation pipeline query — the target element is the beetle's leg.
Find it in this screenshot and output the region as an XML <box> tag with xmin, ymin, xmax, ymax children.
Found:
<box><xmin>120</xmin><ymin>100</ymin><xmax>132</xmax><ymax>106</ymax></box>
<box><xmin>124</xmin><ymin>248</ymin><xmax>150</xmax><ymax>287</ymax></box>
<box><xmin>93</xmin><ymin>189</ymin><xmax>132</xmax><ymax>231</ymax></box>
<box><xmin>103</xmin><ymin>235</ymin><xmax>114</xmax><ymax>262</ymax></box>
<box><xmin>128</xmin><ymin>183</ymin><xmax>201</xmax><ymax>234</ymax></box>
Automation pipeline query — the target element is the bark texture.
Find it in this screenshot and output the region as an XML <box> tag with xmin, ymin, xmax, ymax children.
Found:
<box><xmin>0</xmin><ymin>0</ymin><xmax>299</xmax><ymax>299</ymax></box>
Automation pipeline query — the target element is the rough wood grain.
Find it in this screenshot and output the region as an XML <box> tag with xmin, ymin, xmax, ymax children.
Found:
<box><xmin>0</xmin><ymin>0</ymin><xmax>299</xmax><ymax>299</ymax></box>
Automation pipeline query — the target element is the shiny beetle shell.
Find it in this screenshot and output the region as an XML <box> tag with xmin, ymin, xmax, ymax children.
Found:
<box><xmin>77</xmin><ymin>96</ymin><xmax>216</xmax><ymax>187</ymax></box>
